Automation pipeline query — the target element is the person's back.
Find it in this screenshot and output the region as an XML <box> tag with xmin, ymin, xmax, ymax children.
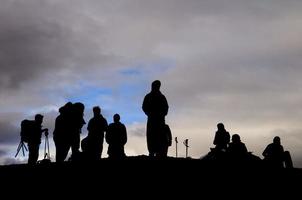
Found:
<box><xmin>263</xmin><ymin>136</ymin><xmax>284</xmax><ymax>168</ymax></box>
<box><xmin>227</xmin><ymin>134</ymin><xmax>248</xmax><ymax>161</ymax></box>
<box><xmin>142</xmin><ymin>80</ymin><xmax>169</xmax><ymax>119</ymax></box>
<box><xmin>86</xmin><ymin>106</ymin><xmax>108</xmax><ymax>159</ymax></box>
<box><xmin>87</xmin><ymin>107</ymin><xmax>108</xmax><ymax>140</ymax></box>
<box><xmin>27</xmin><ymin>114</ymin><xmax>47</xmax><ymax>165</ymax></box>
<box><xmin>106</xmin><ymin>114</ymin><xmax>127</xmax><ymax>158</ymax></box>
<box><xmin>213</xmin><ymin>123</ymin><xmax>230</xmax><ymax>151</ymax></box>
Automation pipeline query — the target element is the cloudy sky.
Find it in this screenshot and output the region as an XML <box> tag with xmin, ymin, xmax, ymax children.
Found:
<box><xmin>0</xmin><ymin>0</ymin><xmax>302</xmax><ymax>167</ymax></box>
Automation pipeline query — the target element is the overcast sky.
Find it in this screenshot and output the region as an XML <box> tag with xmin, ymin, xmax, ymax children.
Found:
<box><xmin>0</xmin><ymin>0</ymin><xmax>302</xmax><ymax>167</ymax></box>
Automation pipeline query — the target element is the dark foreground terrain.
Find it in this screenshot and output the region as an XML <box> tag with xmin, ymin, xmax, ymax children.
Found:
<box><xmin>0</xmin><ymin>156</ymin><xmax>301</xmax><ymax>197</ymax></box>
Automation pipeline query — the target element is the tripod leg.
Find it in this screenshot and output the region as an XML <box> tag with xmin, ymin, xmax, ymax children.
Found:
<box><xmin>15</xmin><ymin>142</ymin><xmax>22</xmax><ymax>157</ymax></box>
<box><xmin>46</xmin><ymin>136</ymin><xmax>50</xmax><ymax>159</ymax></box>
<box><xmin>22</xmin><ymin>143</ymin><xmax>25</xmax><ymax>157</ymax></box>
<box><xmin>23</xmin><ymin>143</ymin><xmax>28</xmax><ymax>151</ymax></box>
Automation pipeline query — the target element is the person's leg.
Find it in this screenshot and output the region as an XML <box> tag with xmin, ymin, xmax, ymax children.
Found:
<box><xmin>55</xmin><ymin>141</ymin><xmax>70</xmax><ymax>162</ymax></box>
<box><xmin>147</xmin><ymin>119</ymin><xmax>155</xmax><ymax>156</ymax></box>
<box><xmin>28</xmin><ymin>143</ymin><xmax>39</xmax><ymax>165</ymax></box>
<box><xmin>71</xmin><ymin>133</ymin><xmax>80</xmax><ymax>160</ymax></box>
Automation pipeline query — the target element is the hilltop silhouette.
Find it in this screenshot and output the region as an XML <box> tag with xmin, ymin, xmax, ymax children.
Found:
<box><xmin>2</xmin><ymin>80</ymin><xmax>301</xmax><ymax>197</ymax></box>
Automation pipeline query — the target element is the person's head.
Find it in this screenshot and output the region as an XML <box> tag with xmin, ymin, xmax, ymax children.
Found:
<box><xmin>35</xmin><ymin>114</ymin><xmax>44</xmax><ymax>125</ymax></box>
<box><xmin>74</xmin><ymin>102</ymin><xmax>85</xmax><ymax>113</ymax></box>
<box><xmin>93</xmin><ymin>106</ymin><xmax>101</xmax><ymax>116</ymax></box>
<box><xmin>217</xmin><ymin>123</ymin><xmax>225</xmax><ymax>131</ymax></box>
<box><xmin>59</xmin><ymin>102</ymin><xmax>72</xmax><ymax>114</ymax></box>
<box><xmin>232</xmin><ymin>134</ymin><xmax>241</xmax><ymax>143</ymax></box>
<box><xmin>113</xmin><ymin>114</ymin><xmax>120</xmax><ymax>123</ymax></box>
<box><xmin>151</xmin><ymin>80</ymin><xmax>161</xmax><ymax>92</ymax></box>
<box><xmin>273</xmin><ymin>136</ymin><xmax>281</xmax><ymax>145</ymax></box>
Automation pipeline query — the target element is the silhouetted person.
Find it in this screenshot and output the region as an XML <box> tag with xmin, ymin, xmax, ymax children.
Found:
<box><xmin>105</xmin><ymin>114</ymin><xmax>127</xmax><ymax>159</ymax></box>
<box><xmin>142</xmin><ymin>80</ymin><xmax>169</xmax><ymax>156</ymax></box>
<box><xmin>213</xmin><ymin>123</ymin><xmax>230</xmax><ymax>152</ymax></box>
<box><xmin>263</xmin><ymin>136</ymin><xmax>293</xmax><ymax>168</ymax></box>
<box><xmin>70</xmin><ymin>102</ymin><xmax>86</xmax><ymax>160</ymax></box>
<box><xmin>227</xmin><ymin>134</ymin><xmax>248</xmax><ymax>161</ymax></box>
<box><xmin>27</xmin><ymin>114</ymin><xmax>48</xmax><ymax>165</ymax></box>
<box><xmin>83</xmin><ymin>106</ymin><xmax>108</xmax><ymax>160</ymax></box>
<box><xmin>53</xmin><ymin>102</ymin><xmax>73</xmax><ymax>162</ymax></box>
<box><xmin>157</xmin><ymin>124</ymin><xmax>172</xmax><ymax>157</ymax></box>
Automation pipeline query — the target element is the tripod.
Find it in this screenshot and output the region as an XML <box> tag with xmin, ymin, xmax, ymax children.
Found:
<box><xmin>43</xmin><ymin>133</ymin><xmax>51</xmax><ymax>160</ymax></box>
<box><xmin>15</xmin><ymin>141</ymin><xmax>28</xmax><ymax>158</ymax></box>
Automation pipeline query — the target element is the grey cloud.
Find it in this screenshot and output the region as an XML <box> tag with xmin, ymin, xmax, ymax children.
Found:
<box><xmin>0</xmin><ymin>120</ymin><xmax>20</xmax><ymax>144</ymax></box>
<box><xmin>0</xmin><ymin>0</ymin><xmax>302</xmax><ymax>166</ymax></box>
<box><xmin>0</xmin><ymin>0</ymin><xmax>118</xmax><ymax>92</ymax></box>
<box><xmin>0</xmin><ymin>149</ymin><xmax>6</xmax><ymax>157</ymax></box>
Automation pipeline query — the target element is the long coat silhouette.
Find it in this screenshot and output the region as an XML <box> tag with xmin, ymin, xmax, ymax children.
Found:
<box><xmin>142</xmin><ymin>80</ymin><xmax>169</xmax><ymax>156</ymax></box>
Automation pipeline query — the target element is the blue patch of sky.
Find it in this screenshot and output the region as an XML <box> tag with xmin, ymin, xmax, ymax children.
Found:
<box><xmin>65</xmin><ymin>59</ymin><xmax>176</xmax><ymax>125</ymax></box>
<box><xmin>67</xmin><ymin>86</ymin><xmax>112</xmax><ymax>109</ymax></box>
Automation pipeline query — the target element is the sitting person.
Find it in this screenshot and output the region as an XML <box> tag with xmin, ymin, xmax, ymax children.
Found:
<box><xmin>262</xmin><ymin>136</ymin><xmax>293</xmax><ymax>168</ymax></box>
<box><xmin>227</xmin><ymin>134</ymin><xmax>248</xmax><ymax>161</ymax></box>
<box><xmin>213</xmin><ymin>123</ymin><xmax>230</xmax><ymax>152</ymax></box>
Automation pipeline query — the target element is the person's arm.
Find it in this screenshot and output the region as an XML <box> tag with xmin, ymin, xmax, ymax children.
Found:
<box><xmin>163</xmin><ymin>95</ymin><xmax>169</xmax><ymax>116</ymax></box>
<box><xmin>42</xmin><ymin>128</ymin><xmax>49</xmax><ymax>136</ymax></box>
<box><xmin>122</xmin><ymin>124</ymin><xmax>127</xmax><ymax>145</ymax></box>
<box><xmin>262</xmin><ymin>145</ymin><xmax>269</xmax><ymax>157</ymax></box>
<box><xmin>105</xmin><ymin>125</ymin><xmax>111</xmax><ymax>144</ymax></box>
<box><xmin>213</xmin><ymin>132</ymin><xmax>218</xmax><ymax>145</ymax></box>
<box><xmin>243</xmin><ymin>144</ymin><xmax>248</xmax><ymax>154</ymax></box>
<box><xmin>142</xmin><ymin>95</ymin><xmax>150</xmax><ymax>116</ymax></box>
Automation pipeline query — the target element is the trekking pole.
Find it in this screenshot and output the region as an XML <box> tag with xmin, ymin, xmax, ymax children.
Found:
<box><xmin>183</xmin><ymin>139</ymin><xmax>189</xmax><ymax>158</ymax></box>
<box><xmin>175</xmin><ymin>137</ymin><xmax>178</xmax><ymax>158</ymax></box>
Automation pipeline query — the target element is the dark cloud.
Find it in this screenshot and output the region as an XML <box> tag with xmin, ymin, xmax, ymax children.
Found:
<box><xmin>0</xmin><ymin>120</ymin><xmax>19</xmax><ymax>144</ymax></box>
<box><xmin>0</xmin><ymin>0</ymin><xmax>117</xmax><ymax>91</ymax></box>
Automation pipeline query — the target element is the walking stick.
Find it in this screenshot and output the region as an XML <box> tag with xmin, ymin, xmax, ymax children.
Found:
<box><xmin>175</xmin><ymin>137</ymin><xmax>178</xmax><ymax>158</ymax></box>
<box><xmin>183</xmin><ymin>139</ymin><xmax>189</xmax><ymax>158</ymax></box>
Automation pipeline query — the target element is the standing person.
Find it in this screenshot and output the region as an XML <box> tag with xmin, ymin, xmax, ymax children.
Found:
<box><xmin>213</xmin><ymin>123</ymin><xmax>230</xmax><ymax>152</ymax></box>
<box><xmin>142</xmin><ymin>80</ymin><xmax>169</xmax><ymax>157</ymax></box>
<box><xmin>105</xmin><ymin>114</ymin><xmax>127</xmax><ymax>159</ymax></box>
<box><xmin>84</xmin><ymin>106</ymin><xmax>108</xmax><ymax>160</ymax></box>
<box><xmin>26</xmin><ymin>114</ymin><xmax>48</xmax><ymax>165</ymax></box>
<box><xmin>70</xmin><ymin>102</ymin><xmax>86</xmax><ymax>160</ymax></box>
<box><xmin>157</xmin><ymin>124</ymin><xmax>172</xmax><ymax>157</ymax></box>
<box><xmin>53</xmin><ymin>102</ymin><xmax>73</xmax><ymax>162</ymax></box>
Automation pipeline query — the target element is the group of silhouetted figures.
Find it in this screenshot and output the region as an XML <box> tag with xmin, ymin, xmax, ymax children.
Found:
<box><xmin>19</xmin><ymin>80</ymin><xmax>172</xmax><ymax>164</ymax></box>
<box><xmin>203</xmin><ymin>123</ymin><xmax>293</xmax><ymax>168</ymax></box>
<box><xmin>18</xmin><ymin>80</ymin><xmax>293</xmax><ymax>168</ymax></box>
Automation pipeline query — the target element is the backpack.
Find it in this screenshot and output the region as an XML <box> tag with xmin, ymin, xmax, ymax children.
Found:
<box><xmin>20</xmin><ymin>119</ymin><xmax>35</xmax><ymax>143</ymax></box>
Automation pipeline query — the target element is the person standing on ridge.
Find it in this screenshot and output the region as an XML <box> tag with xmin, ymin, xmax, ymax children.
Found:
<box><xmin>142</xmin><ymin>80</ymin><xmax>169</xmax><ymax>157</ymax></box>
